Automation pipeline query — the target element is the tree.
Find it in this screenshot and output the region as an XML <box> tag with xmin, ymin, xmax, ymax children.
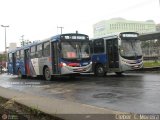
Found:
<box><xmin>0</xmin><ymin>53</ymin><xmax>7</xmax><ymax>67</ymax></box>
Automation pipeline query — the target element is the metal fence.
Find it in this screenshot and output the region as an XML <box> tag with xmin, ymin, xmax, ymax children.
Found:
<box><xmin>141</xmin><ymin>39</ymin><xmax>160</xmax><ymax>61</ymax></box>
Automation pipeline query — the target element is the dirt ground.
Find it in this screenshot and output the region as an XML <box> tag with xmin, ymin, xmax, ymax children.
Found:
<box><xmin>0</xmin><ymin>97</ymin><xmax>62</xmax><ymax>120</ymax></box>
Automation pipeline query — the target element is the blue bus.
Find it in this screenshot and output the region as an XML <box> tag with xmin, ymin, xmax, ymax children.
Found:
<box><xmin>8</xmin><ymin>33</ymin><xmax>92</xmax><ymax>80</ymax></box>
<box><xmin>91</xmin><ymin>32</ymin><xmax>143</xmax><ymax>76</ymax></box>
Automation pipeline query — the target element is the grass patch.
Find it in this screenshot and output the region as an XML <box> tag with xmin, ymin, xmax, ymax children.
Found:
<box><xmin>143</xmin><ymin>61</ymin><xmax>160</xmax><ymax>67</ymax></box>
<box><xmin>0</xmin><ymin>96</ymin><xmax>63</xmax><ymax>120</ymax></box>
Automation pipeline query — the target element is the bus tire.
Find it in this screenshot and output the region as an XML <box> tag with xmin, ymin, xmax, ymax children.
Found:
<box><xmin>95</xmin><ymin>64</ymin><xmax>106</xmax><ymax>77</ymax></box>
<box><xmin>44</xmin><ymin>67</ymin><xmax>52</xmax><ymax>81</ymax></box>
<box><xmin>115</xmin><ymin>72</ymin><xmax>123</xmax><ymax>76</ymax></box>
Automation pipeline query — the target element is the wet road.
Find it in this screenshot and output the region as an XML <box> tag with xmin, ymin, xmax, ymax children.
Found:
<box><xmin>0</xmin><ymin>72</ymin><xmax>160</xmax><ymax>113</ymax></box>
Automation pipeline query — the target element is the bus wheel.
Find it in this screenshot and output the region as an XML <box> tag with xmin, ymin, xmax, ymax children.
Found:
<box><xmin>95</xmin><ymin>64</ymin><xmax>105</xmax><ymax>77</ymax></box>
<box><xmin>44</xmin><ymin>67</ymin><xmax>52</xmax><ymax>80</ymax></box>
<box><xmin>115</xmin><ymin>72</ymin><xmax>123</xmax><ymax>76</ymax></box>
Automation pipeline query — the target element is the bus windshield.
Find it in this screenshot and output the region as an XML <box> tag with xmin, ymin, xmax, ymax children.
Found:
<box><xmin>120</xmin><ymin>39</ymin><xmax>142</xmax><ymax>57</ymax></box>
<box><xmin>61</xmin><ymin>41</ymin><xmax>90</xmax><ymax>60</ymax></box>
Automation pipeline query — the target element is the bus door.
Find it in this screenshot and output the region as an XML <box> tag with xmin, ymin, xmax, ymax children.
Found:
<box><xmin>106</xmin><ymin>38</ymin><xmax>119</xmax><ymax>69</ymax></box>
<box><xmin>12</xmin><ymin>53</ymin><xmax>16</xmax><ymax>74</ymax></box>
<box><xmin>24</xmin><ymin>49</ymin><xmax>30</xmax><ymax>75</ymax></box>
<box><xmin>51</xmin><ymin>42</ymin><xmax>59</xmax><ymax>74</ymax></box>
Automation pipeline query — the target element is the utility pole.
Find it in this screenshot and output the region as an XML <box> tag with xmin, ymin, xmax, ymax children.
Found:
<box><xmin>21</xmin><ymin>35</ymin><xmax>24</xmax><ymax>46</ymax></box>
<box><xmin>1</xmin><ymin>25</ymin><xmax>9</xmax><ymax>54</ymax></box>
<box><xmin>1</xmin><ymin>25</ymin><xmax>9</xmax><ymax>68</ymax></box>
<box><xmin>57</xmin><ymin>26</ymin><xmax>64</xmax><ymax>34</ymax></box>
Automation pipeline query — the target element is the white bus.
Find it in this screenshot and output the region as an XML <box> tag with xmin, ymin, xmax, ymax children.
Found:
<box><xmin>91</xmin><ymin>32</ymin><xmax>143</xmax><ymax>76</ymax></box>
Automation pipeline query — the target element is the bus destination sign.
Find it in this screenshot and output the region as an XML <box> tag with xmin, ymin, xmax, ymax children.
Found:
<box><xmin>122</xmin><ymin>34</ymin><xmax>138</xmax><ymax>38</ymax></box>
<box><xmin>61</xmin><ymin>35</ymin><xmax>88</xmax><ymax>40</ymax></box>
<box><xmin>120</xmin><ymin>32</ymin><xmax>139</xmax><ymax>40</ymax></box>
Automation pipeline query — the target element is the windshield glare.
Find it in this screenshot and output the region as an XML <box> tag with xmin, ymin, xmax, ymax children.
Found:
<box><xmin>120</xmin><ymin>39</ymin><xmax>142</xmax><ymax>57</ymax></box>
<box><xmin>61</xmin><ymin>41</ymin><xmax>90</xmax><ymax>59</ymax></box>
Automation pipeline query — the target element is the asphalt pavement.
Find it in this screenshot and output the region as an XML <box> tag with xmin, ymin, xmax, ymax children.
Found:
<box><xmin>0</xmin><ymin>72</ymin><xmax>160</xmax><ymax>114</ymax></box>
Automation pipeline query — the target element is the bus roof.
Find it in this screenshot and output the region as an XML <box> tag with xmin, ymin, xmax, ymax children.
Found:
<box><xmin>90</xmin><ymin>32</ymin><xmax>139</xmax><ymax>40</ymax></box>
<box><xmin>8</xmin><ymin>33</ymin><xmax>89</xmax><ymax>53</ymax></box>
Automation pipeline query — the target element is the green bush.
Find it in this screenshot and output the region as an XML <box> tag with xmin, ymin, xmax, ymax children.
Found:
<box><xmin>143</xmin><ymin>61</ymin><xmax>160</xmax><ymax>67</ymax></box>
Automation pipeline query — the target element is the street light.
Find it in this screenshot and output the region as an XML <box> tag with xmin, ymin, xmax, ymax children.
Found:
<box><xmin>1</xmin><ymin>25</ymin><xmax>9</xmax><ymax>53</ymax></box>
<box><xmin>1</xmin><ymin>25</ymin><xmax>9</xmax><ymax>69</ymax></box>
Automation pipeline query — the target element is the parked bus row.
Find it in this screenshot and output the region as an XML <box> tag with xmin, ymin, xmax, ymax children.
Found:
<box><xmin>7</xmin><ymin>32</ymin><xmax>143</xmax><ymax>79</ymax></box>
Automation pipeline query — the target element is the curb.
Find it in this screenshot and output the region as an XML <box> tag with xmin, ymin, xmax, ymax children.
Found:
<box><xmin>129</xmin><ymin>67</ymin><xmax>160</xmax><ymax>72</ymax></box>
<box><xmin>0</xmin><ymin>86</ymin><xmax>124</xmax><ymax>120</ymax></box>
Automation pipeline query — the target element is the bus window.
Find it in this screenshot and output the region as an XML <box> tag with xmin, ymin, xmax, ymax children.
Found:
<box><xmin>8</xmin><ymin>53</ymin><xmax>12</xmax><ymax>62</ymax></box>
<box><xmin>30</xmin><ymin>46</ymin><xmax>36</xmax><ymax>58</ymax></box>
<box><xmin>16</xmin><ymin>50</ymin><xmax>20</xmax><ymax>60</ymax></box>
<box><xmin>36</xmin><ymin>44</ymin><xmax>43</xmax><ymax>58</ymax></box>
<box><xmin>43</xmin><ymin>42</ymin><xmax>50</xmax><ymax>57</ymax></box>
<box><xmin>20</xmin><ymin>50</ymin><xmax>24</xmax><ymax>60</ymax></box>
<box><xmin>93</xmin><ymin>39</ymin><xmax>104</xmax><ymax>53</ymax></box>
<box><xmin>89</xmin><ymin>41</ymin><xmax>93</xmax><ymax>54</ymax></box>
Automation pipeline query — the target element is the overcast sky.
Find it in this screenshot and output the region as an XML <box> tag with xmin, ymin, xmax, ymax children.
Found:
<box><xmin>0</xmin><ymin>0</ymin><xmax>159</xmax><ymax>52</ymax></box>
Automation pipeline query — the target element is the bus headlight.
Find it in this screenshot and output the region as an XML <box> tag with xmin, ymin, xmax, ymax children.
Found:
<box><xmin>59</xmin><ymin>62</ymin><xmax>67</xmax><ymax>67</ymax></box>
<box><xmin>62</xmin><ymin>63</ymin><xmax>67</xmax><ymax>66</ymax></box>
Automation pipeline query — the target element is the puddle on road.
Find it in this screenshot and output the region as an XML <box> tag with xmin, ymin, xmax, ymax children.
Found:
<box><xmin>93</xmin><ymin>93</ymin><xmax>117</xmax><ymax>98</ymax></box>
